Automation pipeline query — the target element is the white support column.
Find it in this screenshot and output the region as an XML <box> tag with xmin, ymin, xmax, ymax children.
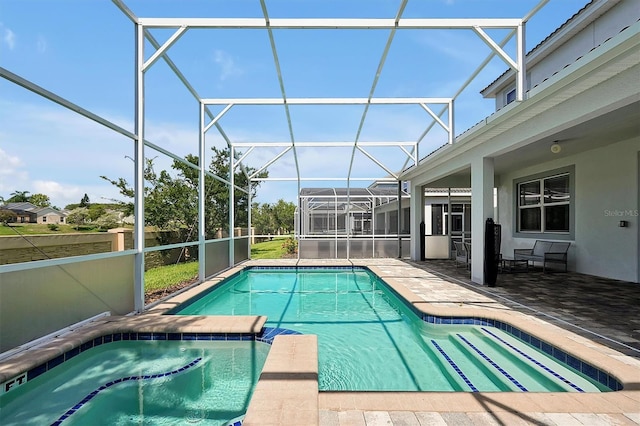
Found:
<box><xmin>471</xmin><ymin>157</ymin><xmax>495</xmax><ymax>284</ymax></box>
<box><xmin>133</xmin><ymin>22</ymin><xmax>145</xmax><ymax>313</ymax></box>
<box><xmin>397</xmin><ymin>181</ymin><xmax>402</xmax><ymax>258</ymax></box>
<box><xmin>448</xmin><ymin>99</ymin><xmax>455</xmax><ymax>145</ymax></box>
<box><xmin>229</xmin><ymin>147</ymin><xmax>235</xmax><ymax>267</ymax></box>
<box><xmin>409</xmin><ymin>181</ymin><xmax>424</xmax><ymax>261</ymax></box>
<box><xmin>516</xmin><ymin>22</ymin><xmax>526</xmax><ymax>101</ymax></box>
<box><xmin>247</xmin><ymin>181</ymin><xmax>252</xmax><ymax>259</ymax></box>
<box><xmin>447</xmin><ymin>188</ymin><xmax>452</xmax><ymax>258</ymax></box>
<box><xmin>198</xmin><ymin>102</ymin><xmax>206</xmax><ymax>281</ymax></box>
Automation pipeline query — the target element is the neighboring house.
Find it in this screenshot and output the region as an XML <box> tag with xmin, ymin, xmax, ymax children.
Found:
<box><xmin>403</xmin><ymin>0</ymin><xmax>640</xmax><ymax>283</ymax></box>
<box><xmin>3</xmin><ymin>202</ymin><xmax>67</xmax><ymax>224</ymax></box>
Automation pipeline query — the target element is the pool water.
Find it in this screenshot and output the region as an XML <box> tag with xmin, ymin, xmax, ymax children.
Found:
<box><xmin>174</xmin><ymin>268</ymin><xmax>610</xmax><ymax>392</ymax></box>
<box><xmin>0</xmin><ymin>340</ymin><xmax>270</xmax><ymax>425</ymax></box>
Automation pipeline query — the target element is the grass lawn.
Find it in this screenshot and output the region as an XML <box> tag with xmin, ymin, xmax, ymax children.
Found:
<box><xmin>145</xmin><ymin>261</ymin><xmax>199</xmax><ymax>293</ymax></box>
<box><xmin>250</xmin><ymin>237</ymin><xmax>291</xmax><ymax>259</ymax></box>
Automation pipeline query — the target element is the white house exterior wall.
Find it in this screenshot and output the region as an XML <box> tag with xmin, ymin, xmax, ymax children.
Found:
<box><xmin>37</xmin><ymin>212</ymin><xmax>65</xmax><ymax>225</ymax></box>
<box><xmin>495</xmin><ymin>0</ymin><xmax>639</xmax><ymax>110</ymax></box>
<box><xmin>498</xmin><ymin>136</ymin><xmax>639</xmax><ymax>283</ymax></box>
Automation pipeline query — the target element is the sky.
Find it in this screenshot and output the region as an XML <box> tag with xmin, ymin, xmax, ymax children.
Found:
<box><xmin>0</xmin><ymin>0</ymin><xmax>590</xmax><ymax>209</ymax></box>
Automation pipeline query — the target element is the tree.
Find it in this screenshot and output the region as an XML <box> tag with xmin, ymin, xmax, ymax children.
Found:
<box><xmin>101</xmin><ymin>147</ymin><xmax>267</xmax><ymax>239</ymax></box>
<box><xmin>94</xmin><ymin>212</ymin><xmax>120</xmax><ymax>231</ymax></box>
<box><xmin>79</xmin><ymin>193</ymin><xmax>90</xmax><ymax>207</ymax></box>
<box><xmin>87</xmin><ymin>205</ymin><xmax>106</xmax><ymax>221</ymax></box>
<box><xmin>7</xmin><ymin>190</ymin><xmax>30</xmax><ymax>203</ymax></box>
<box><xmin>252</xmin><ymin>202</ymin><xmax>277</xmax><ymax>235</ymax></box>
<box><xmin>252</xmin><ymin>199</ymin><xmax>296</xmax><ymax>235</ymax></box>
<box><xmin>67</xmin><ymin>207</ymin><xmax>90</xmax><ymax>230</ymax></box>
<box><xmin>29</xmin><ymin>193</ymin><xmax>51</xmax><ymax>208</ymax></box>
<box><xmin>272</xmin><ymin>199</ymin><xmax>296</xmax><ymax>234</ymax></box>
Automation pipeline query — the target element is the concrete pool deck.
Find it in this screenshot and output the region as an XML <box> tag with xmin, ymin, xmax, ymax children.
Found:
<box><xmin>1</xmin><ymin>258</ymin><xmax>638</xmax><ymax>425</ymax></box>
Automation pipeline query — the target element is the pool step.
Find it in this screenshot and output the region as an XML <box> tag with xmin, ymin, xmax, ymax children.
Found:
<box><xmin>449</xmin><ymin>335</ymin><xmax>525</xmax><ymax>392</ymax></box>
<box><xmin>455</xmin><ymin>333</ymin><xmax>556</xmax><ymax>392</ymax></box>
<box><xmin>477</xmin><ymin>328</ymin><xmax>592</xmax><ymax>392</ymax></box>
<box><xmin>429</xmin><ymin>328</ymin><xmax>599</xmax><ymax>392</ymax></box>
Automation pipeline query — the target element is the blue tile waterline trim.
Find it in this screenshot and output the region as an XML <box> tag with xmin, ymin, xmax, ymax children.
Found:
<box><xmin>50</xmin><ymin>358</ymin><xmax>203</xmax><ymax>426</ymax></box>
<box><xmin>24</xmin><ymin>332</ymin><xmax>259</xmax><ymax>387</ymax></box>
<box><xmin>456</xmin><ymin>334</ymin><xmax>528</xmax><ymax>392</ymax></box>
<box><xmin>431</xmin><ymin>340</ymin><xmax>479</xmax><ymax>392</ymax></box>
<box><xmin>249</xmin><ymin>266</ymin><xmax>364</xmax><ymax>271</ymax></box>
<box><xmin>481</xmin><ymin>328</ymin><xmax>585</xmax><ymax>392</ymax></box>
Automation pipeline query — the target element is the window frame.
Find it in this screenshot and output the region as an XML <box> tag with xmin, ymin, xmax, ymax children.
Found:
<box><xmin>505</xmin><ymin>88</ymin><xmax>517</xmax><ymax>105</ymax></box>
<box><xmin>513</xmin><ymin>166</ymin><xmax>574</xmax><ymax>240</ymax></box>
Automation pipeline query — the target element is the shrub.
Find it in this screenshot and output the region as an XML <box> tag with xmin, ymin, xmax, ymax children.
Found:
<box><xmin>47</xmin><ymin>223</ymin><xmax>60</xmax><ymax>231</ymax></box>
<box><xmin>0</xmin><ymin>209</ymin><xmax>17</xmax><ymax>224</ymax></box>
<box><xmin>281</xmin><ymin>237</ymin><xmax>298</xmax><ymax>255</ymax></box>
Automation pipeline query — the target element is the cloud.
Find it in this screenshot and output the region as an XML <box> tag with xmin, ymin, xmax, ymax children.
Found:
<box><xmin>213</xmin><ymin>49</ymin><xmax>244</xmax><ymax>81</ymax></box>
<box><xmin>32</xmin><ymin>180</ymin><xmax>83</xmax><ymax>206</ymax></box>
<box><xmin>3</xmin><ymin>27</ymin><xmax>16</xmax><ymax>50</ymax></box>
<box><xmin>0</xmin><ymin>148</ymin><xmax>28</xmax><ymax>193</ymax></box>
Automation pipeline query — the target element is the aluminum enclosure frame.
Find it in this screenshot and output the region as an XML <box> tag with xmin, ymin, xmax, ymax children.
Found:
<box><xmin>115</xmin><ymin>0</ymin><xmax>538</xmax><ymax>310</ymax></box>
<box><xmin>0</xmin><ymin>1</ymin><xmax>546</xmax><ymax>314</ymax></box>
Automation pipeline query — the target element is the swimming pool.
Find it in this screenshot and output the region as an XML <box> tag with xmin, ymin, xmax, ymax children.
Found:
<box><xmin>172</xmin><ymin>267</ymin><xmax>616</xmax><ymax>392</ymax></box>
<box><xmin>0</xmin><ymin>339</ymin><xmax>270</xmax><ymax>426</ymax></box>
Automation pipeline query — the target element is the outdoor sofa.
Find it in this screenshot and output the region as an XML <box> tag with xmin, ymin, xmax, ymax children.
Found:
<box><xmin>514</xmin><ymin>240</ymin><xmax>570</xmax><ymax>273</ymax></box>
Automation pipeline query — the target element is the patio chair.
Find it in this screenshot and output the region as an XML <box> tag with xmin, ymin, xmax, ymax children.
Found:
<box><xmin>453</xmin><ymin>241</ymin><xmax>470</xmax><ymax>269</ymax></box>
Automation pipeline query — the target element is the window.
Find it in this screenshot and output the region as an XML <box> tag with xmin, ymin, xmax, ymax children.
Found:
<box><xmin>42</xmin><ymin>216</ymin><xmax>47</xmax><ymax>223</ymax></box>
<box><xmin>506</xmin><ymin>88</ymin><xmax>516</xmax><ymax>105</ymax></box>
<box><xmin>518</xmin><ymin>173</ymin><xmax>570</xmax><ymax>233</ymax></box>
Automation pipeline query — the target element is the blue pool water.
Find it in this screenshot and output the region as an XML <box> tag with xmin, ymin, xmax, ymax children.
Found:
<box><xmin>0</xmin><ymin>340</ymin><xmax>269</xmax><ymax>425</ymax></box>
<box><xmin>173</xmin><ymin>267</ymin><xmax>613</xmax><ymax>392</ymax></box>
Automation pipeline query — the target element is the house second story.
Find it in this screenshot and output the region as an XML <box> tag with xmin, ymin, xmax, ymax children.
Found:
<box><xmin>481</xmin><ymin>0</ymin><xmax>639</xmax><ymax>110</ymax></box>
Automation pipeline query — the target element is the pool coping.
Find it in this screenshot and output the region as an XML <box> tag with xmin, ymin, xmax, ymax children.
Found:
<box><xmin>1</xmin><ymin>259</ymin><xmax>639</xmax><ymax>425</ymax></box>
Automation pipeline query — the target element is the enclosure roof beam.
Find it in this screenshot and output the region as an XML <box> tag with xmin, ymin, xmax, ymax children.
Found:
<box><xmin>201</xmin><ymin>97</ymin><xmax>451</xmax><ymax>105</ymax></box>
<box><xmin>137</xmin><ymin>17</ymin><xmax>522</xmax><ymax>29</ymax></box>
<box><xmin>250</xmin><ymin>177</ymin><xmax>395</xmax><ymax>182</ymax></box>
<box><xmin>232</xmin><ymin>141</ymin><xmax>417</xmax><ymax>147</ymax></box>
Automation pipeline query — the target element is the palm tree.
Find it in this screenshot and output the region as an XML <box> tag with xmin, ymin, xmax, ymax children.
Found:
<box><xmin>8</xmin><ymin>190</ymin><xmax>30</xmax><ymax>203</ymax></box>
